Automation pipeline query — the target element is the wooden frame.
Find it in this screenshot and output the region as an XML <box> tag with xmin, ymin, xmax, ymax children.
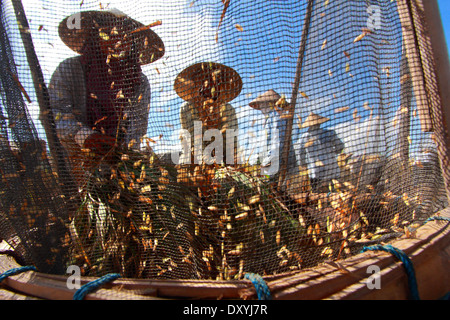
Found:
<box><xmin>420</xmin><ymin>0</ymin><xmax>450</xmax><ymax>201</ymax></box>
<box><xmin>398</xmin><ymin>0</ymin><xmax>450</xmax><ymax>201</ymax></box>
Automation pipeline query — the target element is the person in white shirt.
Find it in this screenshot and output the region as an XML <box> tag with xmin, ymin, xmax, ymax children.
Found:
<box><xmin>249</xmin><ymin>89</ymin><xmax>297</xmax><ymax>178</ymax></box>
<box><xmin>297</xmin><ymin>112</ymin><xmax>344</xmax><ymax>192</ymax></box>
<box><xmin>174</xmin><ymin>62</ymin><xmax>242</xmax><ymax>166</ymax></box>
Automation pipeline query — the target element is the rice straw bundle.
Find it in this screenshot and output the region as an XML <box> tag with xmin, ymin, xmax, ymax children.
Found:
<box><xmin>192</xmin><ymin>166</ymin><xmax>307</xmax><ymax>279</ymax></box>
<box><xmin>69</xmin><ymin>148</ymin><xmax>200</xmax><ymax>279</ymax></box>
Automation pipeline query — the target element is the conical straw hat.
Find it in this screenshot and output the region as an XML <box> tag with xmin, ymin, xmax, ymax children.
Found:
<box><xmin>249</xmin><ymin>89</ymin><xmax>281</xmax><ymax>110</ymax></box>
<box><xmin>58</xmin><ymin>9</ymin><xmax>165</xmax><ymax>65</ymax></box>
<box><xmin>174</xmin><ymin>62</ymin><xmax>242</xmax><ymax>103</ymax></box>
<box><xmin>302</xmin><ymin>112</ymin><xmax>330</xmax><ymax>128</ymax></box>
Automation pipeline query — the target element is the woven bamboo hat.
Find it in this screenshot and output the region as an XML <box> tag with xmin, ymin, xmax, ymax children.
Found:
<box><xmin>174</xmin><ymin>62</ymin><xmax>242</xmax><ymax>103</ymax></box>
<box><xmin>58</xmin><ymin>9</ymin><xmax>165</xmax><ymax>65</ymax></box>
<box><xmin>249</xmin><ymin>89</ymin><xmax>281</xmax><ymax>110</ymax></box>
<box><xmin>302</xmin><ymin>112</ymin><xmax>330</xmax><ymax>128</ymax></box>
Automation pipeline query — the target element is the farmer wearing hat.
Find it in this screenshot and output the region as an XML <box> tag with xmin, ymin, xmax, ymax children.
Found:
<box><xmin>249</xmin><ymin>89</ymin><xmax>297</xmax><ymax>178</ymax></box>
<box><xmin>47</xmin><ymin>9</ymin><xmax>164</xmax><ymax>182</ymax></box>
<box><xmin>174</xmin><ymin>62</ymin><xmax>242</xmax><ymax>165</ymax></box>
<box><xmin>297</xmin><ymin>112</ymin><xmax>345</xmax><ymax>192</ymax></box>
<box><xmin>173</xmin><ymin>62</ymin><xmax>242</xmax><ymax>198</ymax></box>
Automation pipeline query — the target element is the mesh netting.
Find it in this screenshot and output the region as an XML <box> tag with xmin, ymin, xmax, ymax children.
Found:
<box><xmin>0</xmin><ymin>0</ymin><xmax>448</xmax><ymax>280</ymax></box>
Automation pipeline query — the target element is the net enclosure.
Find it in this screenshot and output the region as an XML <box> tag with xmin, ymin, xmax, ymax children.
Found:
<box><xmin>0</xmin><ymin>0</ymin><xmax>449</xmax><ymax>292</ymax></box>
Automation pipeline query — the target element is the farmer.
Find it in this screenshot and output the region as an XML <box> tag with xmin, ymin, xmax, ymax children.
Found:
<box><xmin>249</xmin><ymin>89</ymin><xmax>298</xmax><ymax>178</ymax></box>
<box><xmin>174</xmin><ymin>62</ymin><xmax>242</xmax><ymax>166</ymax></box>
<box><xmin>173</xmin><ymin>62</ymin><xmax>242</xmax><ymax>198</ymax></box>
<box><xmin>47</xmin><ymin>9</ymin><xmax>164</xmax><ymax>183</ymax></box>
<box><xmin>297</xmin><ymin>112</ymin><xmax>345</xmax><ymax>192</ymax></box>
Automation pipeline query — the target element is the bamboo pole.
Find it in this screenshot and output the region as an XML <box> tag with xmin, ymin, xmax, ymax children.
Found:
<box><xmin>399</xmin><ymin>45</ymin><xmax>412</xmax><ymax>161</ymax></box>
<box><xmin>11</xmin><ymin>0</ymin><xmax>79</xmax><ymax>211</ymax></box>
<box><xmin>396</xmin><ymin>44</ymin><xmax>413</xmax><ymax>195</ymax></box>
<box><xmin>397</xmin><ymin>0</ymin><xmax>434</xmax><ymax>132</ymax></box>
<box><xmin>397</xmin><ymin>0</ymin><xmax>450</xmax><ymax>202</ymax></box>
<box><xmin>278</xmin><ymin>0</ymin><xmax>315</xmax><ymax>190</ymax></box>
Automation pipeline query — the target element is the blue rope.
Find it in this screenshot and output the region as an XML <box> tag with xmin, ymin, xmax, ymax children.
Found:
<box><xmin>440</xmin><ymin>292</ymin><xmax>450</xmax><ymax>300</ymax></box>
<box><xmin>0</xmin><ymin>266</ymin><xmax>37</xmax><ymax>283</ymax></box>
<box><xmin>73</xmin><ymin>273</ymin><xmax>121</xmax><ymax>300</ymax></box>
<box><xmin>244</xmin><ymin>273</ymin><xmax>271</xmax><ymax>300</ymax></box>
<box><xmin>361</xmin><ymin>244</ymin><xmax>420</xmax><ymax>300</ymax></box>
<box><xmin>424</xmin><ymin>216</ymin><xmax>450</xmax><ymax>223</ymax></box>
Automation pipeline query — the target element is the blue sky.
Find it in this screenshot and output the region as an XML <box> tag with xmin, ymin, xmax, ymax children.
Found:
<box><xmin>3</xmin><ymin>0</ymin><xmax>449</xmax><ymax>160</ymax></box>
<box><xmin>438</xmin><ymin>0</ymin><xmax>450</xmax><ymax>56</ymax></box>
